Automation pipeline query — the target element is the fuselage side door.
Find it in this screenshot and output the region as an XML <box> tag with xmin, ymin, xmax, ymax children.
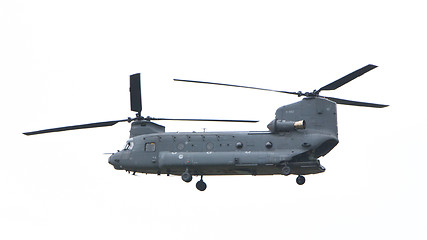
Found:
<box><xmin>142</xmin><ymin>137</ymin><xmax>158</xmax><ymax>166</ymax></box>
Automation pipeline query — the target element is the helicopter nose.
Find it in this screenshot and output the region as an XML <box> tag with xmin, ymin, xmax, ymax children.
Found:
<box><xmin>108</xmin><ymin>152</ymin><xmax>122</xmax><ymax>169</ymax></box>
<box><xmin>108</xmin><ymin>154</ymin><xmax>114</xmax><ymax>165</ymax></box>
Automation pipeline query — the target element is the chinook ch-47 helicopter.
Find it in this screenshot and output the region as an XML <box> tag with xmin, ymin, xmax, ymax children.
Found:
<box><xmin>24</xmin><ymin>64</ymin><xmax>388</xmax><ymax>191</ymax></box>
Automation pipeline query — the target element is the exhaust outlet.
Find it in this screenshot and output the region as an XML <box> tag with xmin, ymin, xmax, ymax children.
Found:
<box><xmin>294</xmin><ymin>120</ymin><xmax>306</xmax><ymax>130</ymax></box>
<box><xmin>267</xmin><ymin>119</ymin><xmax>306</xmax><ymax>133</ymax></box>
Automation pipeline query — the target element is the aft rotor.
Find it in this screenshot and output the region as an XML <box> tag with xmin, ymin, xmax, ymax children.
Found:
<box><xmin>174</xmin><ymin>64</ymin><xmax>388</xmax><ymax>108</ymax></box>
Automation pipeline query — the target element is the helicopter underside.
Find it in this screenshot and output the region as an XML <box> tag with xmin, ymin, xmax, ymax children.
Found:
<box><xmin>129</xmin><ymin>154</ymin><xmax>327</xmax><ymax>176</ymax></box>
<box><xmin>155</xmin><ymin>159</ymin><xmax>326</xmax><ymax>176</ymax></box>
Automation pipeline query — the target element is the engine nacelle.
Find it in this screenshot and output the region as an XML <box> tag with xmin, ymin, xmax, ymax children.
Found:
<box><xmin>267</xmin><ymin>119</ymin><xmax>306</xmax><ymax>133</ymax></box>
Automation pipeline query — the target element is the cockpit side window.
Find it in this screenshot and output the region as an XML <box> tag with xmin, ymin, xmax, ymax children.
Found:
<box><xmin>145</xmin><ymin>142</ymin><xmax>156</xmax><ymax>152</ymax></box>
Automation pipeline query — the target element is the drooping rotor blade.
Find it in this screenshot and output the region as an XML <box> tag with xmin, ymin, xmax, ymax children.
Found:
<box><xmin>23</xmin><ymin>119</ymin><xmax>130</xmax><ymax>136</ymax></box>
<box><xmin>130</xmin><ymin>73</ymin><xmax>142</xmax><ymax>115</ymax></box>
<box><xmin>174</xmin><ymin>79</ymin><xmax>299</xmax><ymax>96</ymax></box>
<box><xmin>147</xmin><ymin>117</ymin><xmax>258</xmax><ymax>123</ymax></box>
<box><xmin>323</xmin><ymin>96</ymin><xmax>388</xmax><ymax>108</ymax></box>
<box><xmin>318</xmin><ymin>64</ymin><xmax>378</xmax><ymax>92</ymax></box>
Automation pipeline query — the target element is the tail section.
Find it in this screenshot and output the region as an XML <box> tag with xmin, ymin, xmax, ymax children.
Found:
<box><xmin>275</xmin><ymin>97</ymin><xmax>338</xmax><ymax>137</ymax></box>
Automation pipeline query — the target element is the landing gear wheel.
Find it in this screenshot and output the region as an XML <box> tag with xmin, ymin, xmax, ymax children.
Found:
<box><xmin>296</xmin><ymin>175</ymin><xmax>305</xmax><ymax>185</ymax></box>
<box><xmin>196</xmin><ymin>180</ymin><xmax>207</xmax><ymax>191</ymax></box>
<box><xmin>181</xmin><ymin>171</ymin><xmax>192</xmax><ymax>183</ymax></box>
<box><xmin>281</xmin><ymin>166</ymin><xmax>291</xmax><ymax>176</ymax></box>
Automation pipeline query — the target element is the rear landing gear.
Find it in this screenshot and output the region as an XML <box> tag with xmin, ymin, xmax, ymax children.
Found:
<box><xmin>296</xmin><ymin>175</ymin><xmax>305</xmax><ymax>185</ymax></box>
<box><xmin>196</xmin><ymin>176</ymin><xmax>207</xmax><ymax>191</ymax></box>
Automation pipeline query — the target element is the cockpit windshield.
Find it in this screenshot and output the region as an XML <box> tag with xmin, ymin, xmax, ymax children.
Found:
<box><xmin>123</xmin><ymin>140</ymin><xmax>134</xmax><ymax>150</ymax></box>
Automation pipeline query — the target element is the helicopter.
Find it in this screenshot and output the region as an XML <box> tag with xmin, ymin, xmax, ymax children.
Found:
<box><xmin>24</xmin><ymin>64</ymin><xmax>388</xmax><ymax>191</ymax></box>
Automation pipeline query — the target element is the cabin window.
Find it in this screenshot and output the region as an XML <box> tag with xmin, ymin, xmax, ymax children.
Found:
<box><xmin>177</xmin><ymin>143</ymin><xmax>185</xmax><ymax>151</ymax></box>
<box><xmin>145</xmin><ymin>142</ymin><xmax>156</xmax><ymax>152</ymax></box>
<box><xmin>206</xmin><ymin>142</ymin><xmax>214</xmax><ymax>150</ymax></box>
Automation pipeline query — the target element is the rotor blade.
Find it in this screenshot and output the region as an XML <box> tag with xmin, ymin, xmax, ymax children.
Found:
<box><xmin>23</xmin><ymin>119</ymin><xmax>129</xmax><ymax>136</ymax></box>
<box><xmin>318</xmin><ymin>64</ymin><xmax>377</xmax><ymax>92</ymax></box>
<box><xmin>323</xmin><ymin>96</ymin><xmax>389</xmax><ymax>108</ymax></box>
<box><xmin>174</xmin><ymin>79</ymin><xmax>299</xmax><ymax>95</ymax></box>
<box><xmin>130</xmin><ymin>73</ymin><xmax>142</xmax><ymax>114</ymax></box>
<box><xmin>148</xmin><ymin>117</ymin><xmax>258</xmax><ymax>123</ymax></box>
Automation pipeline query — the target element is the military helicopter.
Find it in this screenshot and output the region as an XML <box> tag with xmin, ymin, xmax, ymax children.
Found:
<box><xmin>24</xmin><ymin>64</ymin><xmax>388</xmax><ymax>191</ymax></box>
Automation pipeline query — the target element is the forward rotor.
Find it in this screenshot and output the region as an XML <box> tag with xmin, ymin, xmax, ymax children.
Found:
<box><xmin>23</xmin><ymin>74</ymin><xmax>258</xmax><ymax>136</ymax></box>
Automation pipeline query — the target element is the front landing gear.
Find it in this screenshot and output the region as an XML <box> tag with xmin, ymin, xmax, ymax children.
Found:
<box><xmin>181</xmin><ymin>170</ymin><xmax>207</xmax><ymax>191</ymax></box>
<box><xmin>181</xmin><ymin>169</ymin><xmax>192</xmax><ymax>183</ymax></box>
<box><xmin>296</xmin><ymin>175</ymin><xmax>305</xmax><ymax>185</ymax></box>
<box><xmin>196</xmin><ymin>176</ymin><xmax>207</xmax><ymax>191</ymax></box>
<box><xmin>281</xmin><ymin>166</ymin><xmax>291</xmax><ymax>176</ymax></box>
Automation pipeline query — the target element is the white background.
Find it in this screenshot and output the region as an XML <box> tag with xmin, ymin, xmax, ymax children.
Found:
<box><xmin>1</xmin><ymin>0</ymin><xmax>426</xmax><ymax>239</ymax></box>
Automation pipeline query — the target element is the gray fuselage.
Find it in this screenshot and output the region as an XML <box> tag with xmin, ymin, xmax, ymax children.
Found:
<box><xmin>108</xmin><ymin>97</ymin><xmax>339</xmax><ymax>177</ymax></box>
